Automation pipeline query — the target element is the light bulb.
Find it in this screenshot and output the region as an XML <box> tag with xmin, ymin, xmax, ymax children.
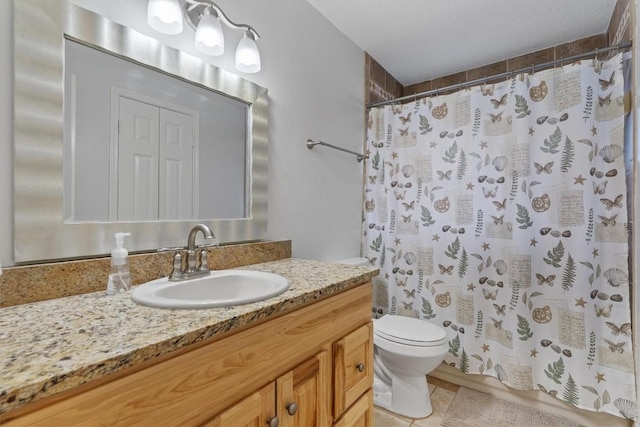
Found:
<box><xmin>235</xmin><ymin>33</ymin><xmax>261</xmax><ymax>73</ymax></box>
<box><xmin>147</xmin><ymin>0</ymin><xmax>183</xmax><ymax>35</ymax></box>
<box><xmin>195</xmin><ymin>13</ymin><xmax>224</xmax><ymax>56</ymax></box>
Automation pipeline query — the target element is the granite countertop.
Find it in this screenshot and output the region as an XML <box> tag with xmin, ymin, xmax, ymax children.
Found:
<box><xmin>0</xmin><ymin>258</ymin><xmax>378</xmax><ymax>416</ymax></box>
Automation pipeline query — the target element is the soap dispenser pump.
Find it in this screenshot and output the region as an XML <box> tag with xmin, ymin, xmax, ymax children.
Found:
<box><xmin>106</xmin><ymin>232</ymin><xmax>132</xmax><ymax>295</ymax></box>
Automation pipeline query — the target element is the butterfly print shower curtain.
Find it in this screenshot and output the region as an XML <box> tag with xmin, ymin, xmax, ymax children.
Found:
<box><xmin>362</xmin><ymin>53</ymin><xmax>637</xmax><ymax>419</ymax></box>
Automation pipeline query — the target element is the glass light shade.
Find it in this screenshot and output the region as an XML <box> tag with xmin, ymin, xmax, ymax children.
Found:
<box><xmin>235</xmin><ymin>35</ymin><xmax>261</xmax><ymax>73</ymax></box>
<box><xmin>147</xmin><ymin>0</ymin><xmax>183</xmax><ymax>35</ymax></box>
<box><xmin>195</xmin><ymin>14</ymin><xmax>224</xmax><ymax>56</ymax></box>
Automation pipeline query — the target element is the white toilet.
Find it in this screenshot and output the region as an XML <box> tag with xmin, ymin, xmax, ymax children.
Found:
<box><xmin>373</xmin><ymin>314</ymin><xmax>448</xmax><ymax>418</ymax></box>
<box><xmin>335</xmin><ymin>258</ymin><xmax>449</xmax><ymax>418</ymax></box>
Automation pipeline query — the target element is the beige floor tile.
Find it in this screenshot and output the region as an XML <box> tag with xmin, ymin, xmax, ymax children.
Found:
<box><xmin>427</xmin><ymin>382</ymin><xmax>436</xmax><ymax>395</ymax></box>
<box><xmin>410</xmin><ymin>416</ymin><xmax>445</xmax><ymax>427</ymax></box>
<box><xmin>426</xmin><ymin>375</ymin><xmax>460</xmax><ymax>393</ymax></box>
<box><xmin>411</xmin><ymin>387</ymin><xmax>457</xmax><ymax>427</ymax></box>
<box><xmin>374</xmin><ymin>407</ymin><xmax>413</xmax><ymax>427</ymax></box>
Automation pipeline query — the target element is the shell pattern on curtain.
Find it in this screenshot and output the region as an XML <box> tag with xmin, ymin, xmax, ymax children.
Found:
<box><xmin>362</xmin><ymin>53</ymin><xmax>636</xmax><ymax>420</ymax></box>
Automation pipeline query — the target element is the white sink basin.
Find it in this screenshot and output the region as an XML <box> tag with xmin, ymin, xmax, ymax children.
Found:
<box><xmin>131</xmin><ymin>270</ymin><xmax>289</xmax><ymax>309</ymax></box>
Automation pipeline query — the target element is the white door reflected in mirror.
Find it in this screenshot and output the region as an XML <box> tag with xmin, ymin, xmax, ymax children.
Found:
<box><xmin>115</xmin><ymin>96</ymin><xmax>196</xmax><ymax>221</ymax></box>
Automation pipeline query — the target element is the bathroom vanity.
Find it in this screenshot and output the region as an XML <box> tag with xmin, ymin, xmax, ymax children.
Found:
<box><xmin>0</xmin><ymin>259</ymin><xmax>376</xmax><ymax>426</ymax></box>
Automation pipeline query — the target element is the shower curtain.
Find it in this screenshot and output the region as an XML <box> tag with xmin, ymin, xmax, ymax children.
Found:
<box><xmin>362</xmin><ymin>53</ymin><xmax>636</xmax><ymax>420</ymax></box>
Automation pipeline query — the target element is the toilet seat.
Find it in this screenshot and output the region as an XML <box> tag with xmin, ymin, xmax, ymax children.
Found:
<box><xmin>374</xmin><ymin>315</ymin><xmax>447</xmax><ymax>347</ymax></box>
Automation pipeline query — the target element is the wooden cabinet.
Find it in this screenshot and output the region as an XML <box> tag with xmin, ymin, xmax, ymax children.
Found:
<box><xmin>333</xmin><ymin>323</ymin><xmax>373</xmax><ymax>417</ymax></box>
<box><xmin>333</xmin><ymin>391</ymin><xmax>374</xmax><ymax>427</ymax></box>
<box><xmin>205</xmin><ymin>351</ymin><xmax>330</xmax><ymax>427</ymax></box>
<box><xmin>208</xmin><ymin>323</ymin><xmax>373</xmax><ymax>427</ymax></box>
<box><xmin>3</xmin><ymin>284</ymin><xmax>373</xmax><ymax>427</ymax></box>
<box><xmin>203</xmin><ymin>383</ymin><xmax>276</xmax><ymax>427</ymax></box>
<box><xmin>333</xmin><ymin>324</ymin><xmax>374</xmax><ymax>427</ymax></box>
<box><xmin>277</xmin><ymin>351</ymin><xmax>331</xmax><ymax>427</ymax></box>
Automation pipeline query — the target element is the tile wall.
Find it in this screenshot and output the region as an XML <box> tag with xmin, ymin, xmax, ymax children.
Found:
<box><xmin>365</xmin><ymin>54</ymin><xmax>404</xmax><ymax>105</ymax></box>
<box><xmin>404</xmin><ymin>34</ymin><xmax>609</xmax><ymax>97</ymax></box>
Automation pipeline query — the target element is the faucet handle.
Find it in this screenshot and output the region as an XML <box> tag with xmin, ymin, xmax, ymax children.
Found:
<box><xmin>198</xmin><ymin>248</ymin><xmax>209</xmax><ymax>272</ymax></box>
<box><xmin>169</xmin><ymin>251</ymin><xmax>185</xmax><ymax>280</ymax></box>
<box><xmin>197</xmin><ymin>243</ymin><xmax>218</xmax><ymax>272</ymax></box>
<box><xmin>158</xmin><ymin>247</ymin><xmax>186</xmax><ymax>281</ymax></box>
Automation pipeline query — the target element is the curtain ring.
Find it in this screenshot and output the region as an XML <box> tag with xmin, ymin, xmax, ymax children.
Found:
<box><xmin>594</xmin><ymin>48</ymin><xmax>599</xmax><ymax>61</ymax></box>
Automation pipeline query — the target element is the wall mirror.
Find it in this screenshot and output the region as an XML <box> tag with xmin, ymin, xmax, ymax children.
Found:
<box><xmin>14</xmin><ymin>0</ymin><xmax>268</xmax><ymax>263</ymax></box>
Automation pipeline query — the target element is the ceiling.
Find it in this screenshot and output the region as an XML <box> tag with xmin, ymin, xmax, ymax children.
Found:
<box><xmin>305</xmin><ymin>0</ymin><xmax>618</xmax><ymax>86</ymax></box>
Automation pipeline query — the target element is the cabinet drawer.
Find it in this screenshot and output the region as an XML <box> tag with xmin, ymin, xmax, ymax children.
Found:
<box><xmin>333</xmin><ymin>322</ymin><xmax>373</xmax><ymax>417</ymax></box>
<box><xmin>333</xmin><ymin>390</ymin><xmax>373</xmax><ymax>427</ymax></box>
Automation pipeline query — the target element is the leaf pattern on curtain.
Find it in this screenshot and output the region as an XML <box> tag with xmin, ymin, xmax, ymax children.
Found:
<box><xmin>362</xmin><ymin>53</ymin><xmax>637</xmax><ymax>420</ymax></box>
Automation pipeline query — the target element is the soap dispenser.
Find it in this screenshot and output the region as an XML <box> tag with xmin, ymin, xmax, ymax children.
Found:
<box><xmin>106</xmin><ymin>232</ymin><xmax>132</xmax><ymax>295</ymax></box>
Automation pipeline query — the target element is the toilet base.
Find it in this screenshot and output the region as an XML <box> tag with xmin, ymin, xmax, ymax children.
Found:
<box><xmin>373</xmin><ymin>374</ymin><xmax>433</xmax><ymax>418</ymax></box>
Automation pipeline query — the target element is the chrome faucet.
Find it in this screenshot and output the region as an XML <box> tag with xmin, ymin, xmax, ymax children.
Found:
<box><xmin>159</xmin><ymin>224</ymin><xmax>217</xmax><ymax>281</ymax></box>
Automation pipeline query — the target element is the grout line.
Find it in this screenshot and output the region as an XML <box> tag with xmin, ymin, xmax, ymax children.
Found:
<box><xmin>374</xmin><ymin>383</ymin><xmax>463</xmax><ymax>426</ymax></box>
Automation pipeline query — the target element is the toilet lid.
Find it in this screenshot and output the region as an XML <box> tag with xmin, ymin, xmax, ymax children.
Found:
<box><xmin>374</xmin><ymin>315</ymin><xmax>447</xmax><ymax>346</ymax></box>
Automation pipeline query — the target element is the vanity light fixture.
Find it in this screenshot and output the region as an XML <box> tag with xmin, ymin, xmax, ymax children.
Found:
<box><xmin>147</xmin><ymin>0</ymin><xmax>183</xmax><ymax>35</ymax></box>
<box><xmin>235</xmin><ymin>31</ymin><xmax>261</xmax><ymax>73</ymax></box>
<box><xmin>147</xmin><ymin>0</ymin><xmax>261</xmax><ymax>73</ymax></box>
<box><xmin>194</xmin><ymin>7</ymin><xmax>224</xmax><ymax>56</ymax></box>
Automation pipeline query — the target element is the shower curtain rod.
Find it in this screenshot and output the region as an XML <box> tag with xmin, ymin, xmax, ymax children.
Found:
<box><xmin>367</xmin><ymin>41</ymin><xmax>633</xmax><ymax>109</ymax></box>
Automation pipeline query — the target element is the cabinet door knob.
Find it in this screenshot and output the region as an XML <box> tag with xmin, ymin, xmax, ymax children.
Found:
<box><xmin>356</xmin><ymin>362</ymin><xmax>365</xmax><ymax>372</ymax></box>
<box><xmin>267</xmin><ymin>416</ymin><xmax>279</xmax><ymax>427</ymax></box>
<box><xmin>286</xmin><ymin>402</ymin><xmax>298</xmax><ymax>415</ymax></box>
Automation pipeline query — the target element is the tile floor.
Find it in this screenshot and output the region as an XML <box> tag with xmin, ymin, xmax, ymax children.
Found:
<box><xmin>373</xmin><ymin>376</ymin><xmax>459</xmax><ymax>427</ymax></box>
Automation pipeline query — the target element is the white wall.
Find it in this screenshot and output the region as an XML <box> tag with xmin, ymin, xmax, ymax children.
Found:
<box><xmin>0</xmin><ymin>1</ymin><xmax>12</xmax><ymax>266</ymax></box>
<box><xmin>0</xmin><ymin>0</ymin><xmax>365</xmax><ymax>266</ymax></box>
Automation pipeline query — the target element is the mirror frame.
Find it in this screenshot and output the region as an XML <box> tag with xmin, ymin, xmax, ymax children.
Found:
<box><xmin>14</xmin><ymin>0</ymin><xmax>268</xmax><ymax>263</ymax></box>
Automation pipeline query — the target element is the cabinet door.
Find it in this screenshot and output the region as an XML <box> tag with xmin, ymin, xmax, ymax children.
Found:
<box><xmin>203</xmin><ymin>382</ymin><xmax>277</xmax><ymax>427</ymax></box>
<box><xmin>333</xmin><ymin>323</ymin><xmax>373</xmax><ymax>417</ymax></box>
<box><xmin>333</xmin><ymin>390</ymin><xmax>373</xmax><ymax>427</ymax></box>
<box><xmin>277</xmin><ymin>351</ymin><xmax>331</xmax><ymax>427</ymax></box>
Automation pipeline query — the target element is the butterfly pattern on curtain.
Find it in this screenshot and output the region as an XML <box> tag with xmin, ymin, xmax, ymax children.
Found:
<box><xmin>362</xmin><ymin>53</ymin><xmax>637</xmax><ymax>420</ymax></box>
